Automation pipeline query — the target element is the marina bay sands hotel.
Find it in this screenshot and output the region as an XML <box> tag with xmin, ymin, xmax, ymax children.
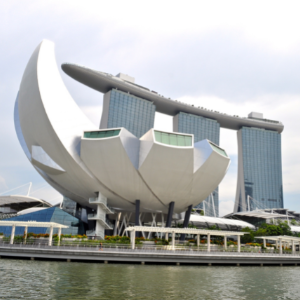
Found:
<box><xmin>61</xmin><ymin>65</ymin><xmax>284</xmax><ymax>217</ymax></box>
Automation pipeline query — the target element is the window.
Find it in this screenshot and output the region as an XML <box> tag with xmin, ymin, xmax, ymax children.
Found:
<box><xmin>154</xmin><ymin>131</ymin><xmax>192</xmax><ymax>147</ymax></box>
<box><xmin>84</xmin><ymin>130</ymin><xmax>121</xmax><ymax>139</ymax></box>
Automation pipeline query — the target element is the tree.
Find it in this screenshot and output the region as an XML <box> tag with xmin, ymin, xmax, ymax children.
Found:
<box><xmin>278</xmin><ymin>221</ymin><xmax>292</xmax><ymax>236</ymax></box>
<box><xmin>208</xmin><ymin>225</ymin><xmax>220</xmax><ymax>231</ymax></box>
<box><xmin>176</xmin><ymin>222</ymin><xmax>197</xmax><ymax>229</ymax></box>
<box><xmin>241</xmin><ymin>227</ymin><xmax>255</xmax><ymax>243</ymax></box>
<box><xmin>253</xmin><ymin>221</ymin><xmax>292</xmax><ymax>237</ymax></box>
<box><xmin>254</xmin><ymin>226</ymin><xmax>268</xmax><ymax>237</ymax></box>
<box><xmin>259</xmin><ymin>223</ymin><xmax>282</xmax><ymax>236</ymax></box>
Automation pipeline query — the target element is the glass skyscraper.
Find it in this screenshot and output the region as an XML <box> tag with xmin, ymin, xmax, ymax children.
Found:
<box><xmin>100</xmin><ymin>89</ymin><xmax>156</xmax><ymax>138</ymax></box>
<box><xmin>234</xmin><ymin>127</ymin><xmax>283</xmax><ymax>212</ymax></box>
<box><xmin>173</xmin><ymin>112</ymin><xmax>220</xmax><ymax>216</ymax></box>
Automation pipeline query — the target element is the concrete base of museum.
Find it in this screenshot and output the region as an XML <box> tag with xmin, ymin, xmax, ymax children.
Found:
<box><xmin>0</xmin><ymin>245</ymin><xmax>300</xmax><ymax>266</ymax></box>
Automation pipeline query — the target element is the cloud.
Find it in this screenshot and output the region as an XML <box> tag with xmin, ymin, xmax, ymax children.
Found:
<box><xmin>219</xmin><ymin>200</ymin><xmax>235</xmax><ymax>217</ymax></box>
<box><xmin>29</xmin><ymin>184</ymin><xmax>63</xmax><ymax>205</ymax></box>
<box><xmin>5</xmin><ymin>0</ymin><xmax>300</xmax><ymax>51</ymax></box>
<box><xmin>80</xmin><ymin>106</ymin><xmax>103</xmax><ymax>127</ymax></box>
<box><xmin>0</xmin><ymin>176</ymin><xmax>8</xmax><ymax>191</ymax></box>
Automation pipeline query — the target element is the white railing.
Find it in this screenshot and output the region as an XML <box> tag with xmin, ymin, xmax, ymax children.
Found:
<box><xmin>89</xmin><ymin>197</ymin><xmax>104</xmax><ymax>204</ymax></box>
<box><xmin>87</xmin><ymin>214</ymin><xmax>113</xmax><ymax>229</ymax></box>
<box><xmin>88</xmin><ymin>197</ymin><xmax>114</xmax><ymax>214</ymax></box>
<box><xmin>88</xmin><ymin>213</ymin><xmax>106</xmax><ymax>221</ymax></box>
<box><xmin>0</xmin><ymin>240</ymin><xmax>298</xmax><ymax>257</ymax></box>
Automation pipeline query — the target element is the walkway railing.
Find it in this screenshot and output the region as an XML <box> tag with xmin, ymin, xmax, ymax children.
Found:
<box><xmin>88</xmin><ymin>197</ymin><xmax>114</xmax><ymax>214</ymax></box>
<box><xmin>0</xmin><ymin>241</ymin><xmax>298</xmax><ymax>257</ymax></box>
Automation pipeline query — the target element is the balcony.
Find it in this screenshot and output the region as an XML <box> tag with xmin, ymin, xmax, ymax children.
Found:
<box><xmin>87</xmin><ymin>213</ymin><xmax>113</xmax><ymax>230</ymax></box>
<box><xmin>89</xmin><ymin>197</ymin><xmax>115</xmax><ymax>214</ymax></box>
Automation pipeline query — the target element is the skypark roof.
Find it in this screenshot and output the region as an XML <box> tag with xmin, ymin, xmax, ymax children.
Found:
<box><xmin>62</xmin><ymin>63</ymin><xmax>284</xmax><ymax>133</ymax></box>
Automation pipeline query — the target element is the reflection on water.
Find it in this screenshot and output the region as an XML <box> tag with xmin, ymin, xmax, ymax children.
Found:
<box><xmin>0</xmin><ymin>259</ymin><xmax>299</xmax><ymax>299</ymax></box>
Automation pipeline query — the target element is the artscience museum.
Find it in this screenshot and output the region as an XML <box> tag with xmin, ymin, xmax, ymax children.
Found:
<box><xmin>13</xmin><ymin>40</ymin><xmax>284</xmax><ymax>239</ymax></box>
<box><xmin>13</xmin><ymin>40</ymin><xmax>232</xmax><ymax>238</ymax></box>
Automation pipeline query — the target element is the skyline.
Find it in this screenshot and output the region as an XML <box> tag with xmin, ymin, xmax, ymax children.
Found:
<box><xmin>1</xmin><ymin>1</ymin><xmax>300</xmax><ymax>216</ymax></box>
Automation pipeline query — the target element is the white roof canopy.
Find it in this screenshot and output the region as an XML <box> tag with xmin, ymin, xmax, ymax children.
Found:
<box><xmin>126</xmin><ymin>226</ymin><xmax>249</xmax><ymax>236</ymax></box>
<box><xmin>229</xmin><ymin>210</ymin><xmax>284</xmax><ymax>219</ymax></box>
<box><xmin>0</xmin><ymin>195</ymin><xmax>52</xmax><ymax>207</ymax></box>
<box><xmin>0</xmin><ymin>221</ymin><xmax>68</xmax><ymax>228</ymax></box>
<box><xmin>181</xmin><ymin>214</ymin><xmax>255</xmax><ymax>229</ymax></box>
<box><xmin>255</xmin><ymin>235</ymin><xmax>300</xmax><ymax>242</ymax></box>
<box><xmin>291</xmin><ymin>226</ymin><xmax>300</xmax><ymax>233</ymax></box>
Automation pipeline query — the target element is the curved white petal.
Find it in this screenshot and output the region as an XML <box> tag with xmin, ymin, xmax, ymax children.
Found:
<box><xmin>81</xmin><ymin>128</ymin><xmax>165</xmax><ymax>211</ymax></box>
<box><xmin>191</xmin><ymin>140</ymin><xmax>231</xmax><ymax>201</ymax></box>
<box><xmin>17</xmin><ymin>40</ymin><xmax>134</xmax><ymax>209</ymax></box>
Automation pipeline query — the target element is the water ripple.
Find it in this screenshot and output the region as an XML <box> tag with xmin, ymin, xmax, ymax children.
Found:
<box><xmin>0</xmin><ymin>259</ymin><xmax>300</xmax><ymax>299</ymax></box>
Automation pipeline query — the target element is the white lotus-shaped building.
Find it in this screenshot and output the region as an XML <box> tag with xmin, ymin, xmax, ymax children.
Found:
<box><xmin>15</xmin><ymin>40</ymin><xmax>230</xmax><ymax>237</ymax></box>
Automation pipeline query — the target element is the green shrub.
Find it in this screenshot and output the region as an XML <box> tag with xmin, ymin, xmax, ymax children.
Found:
<box><xmin>241</xmin><ymin>227</ymin><xmax>255</xmax><ymax>243</ymax></box>
<box><xmin>291</xmin><ymin>219</ymin><xmax>297</xmax><ymax>226</ymax></box>
<box><xmin>102</xmin><ymin>235</ymin><xmax>131</xmax><ymax>244</ymax></box>
<box><xmin>25</xmin><ymin>233</ymin><xmax>87</xmax><ymax>240</ymax></box>
<box><xmin>246</xmin><ymin>242</ymin><xmax>262</xmax><ymax>247</ymax></box>
<box><xmin>208</xmin><ymin>225</ymin><xmax>221</xmax><ymax>231</ymax></box>
<box><xmin>14</xmin><ymin>236</ymin><xmax>24</xmax><ymax>242</ymax></box>
<box><xmin>227</xmin><ymin>241</ymin><xmax>237</xmax><ymax>246</ymax></box>
<box><xmin>62</xmin><ymin>234</ymin><xmax>72</xmax><ymax>238</ymax></box>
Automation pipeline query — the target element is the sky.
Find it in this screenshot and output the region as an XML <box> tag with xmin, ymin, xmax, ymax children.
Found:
<box><xmin>1</xmin><ymin>0</ymin><xmax>300</xmax><ymax>216</ymax></box>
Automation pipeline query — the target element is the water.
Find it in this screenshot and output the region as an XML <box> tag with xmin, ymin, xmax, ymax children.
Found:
<box><xmin>0</xmin><ymin>259</ymin><xmax>299</xmax><ymax>299</ymax></box>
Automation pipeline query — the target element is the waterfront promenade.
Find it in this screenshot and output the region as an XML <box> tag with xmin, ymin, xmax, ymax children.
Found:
<box><xmin>1</xmin><ymin>242</ymin><xmax>300</xmax><ymax>266</ymax></box>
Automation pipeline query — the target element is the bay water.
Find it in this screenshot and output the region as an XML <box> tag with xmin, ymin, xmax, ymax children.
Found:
<box><xmin>0</xmin><ymin>259</ymin><xmax>299</xmax><ymax>299</ymax></box>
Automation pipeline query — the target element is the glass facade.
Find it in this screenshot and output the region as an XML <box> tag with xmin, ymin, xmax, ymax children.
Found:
<box><xmin>61</xmin><ymin>197</ymin><xmax>77</xmax><ymax>217</ymax></box>
<box><xmin>236</xmin><ymin>127</ymin><xmax>283</xmax><ymax>211</ymax></box>
<box><xmin>0</xmin><ymin>207</ymin><xmax>84</xmax><ymax>236</ymax></box>
<box><xmin>176</xmin><ymin>112</ymin><xmax>220</xmax><ymax>144</ymax></box>
<box><xmin>84</xmin><ymin>129</ymin><xmax>120</xmax><ymax>139</ymax></box>
<box><xmin>106</xmin><ymin>89</ymin><xmax>155</xmax><ymax>138</ymax></box>
<box><xmin>175</xmin><ymin>112</ymin><xmax>221</xmax><ymax>217</ymax></box>
<box><xmin>154</xmin><ymin>131</ymin><xmax>192</xmax><ymax>147</ymax></box>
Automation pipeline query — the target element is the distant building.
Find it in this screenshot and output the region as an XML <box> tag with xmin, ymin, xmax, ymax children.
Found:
<box><xmin>225</xmin><ymin>208</ymin><xmax>300</xmax><ymax>230</ymax></box>
<box><xmin>235</xmin><ymin>125</ymin><xmax>283</xmax><ymax>212</ymax></box>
